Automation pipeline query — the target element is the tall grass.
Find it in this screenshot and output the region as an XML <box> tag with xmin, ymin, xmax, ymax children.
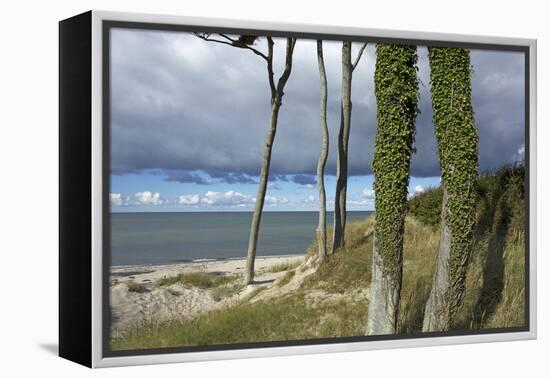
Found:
<box><xmin>265</xmin><ymin>260</ymin><xmax>302</xmax><ymax>273</ymax></box>
<box><xmin>156</xmin><ymin>272</ymin><xmax>238</xmax><ymax>289</ymax></box>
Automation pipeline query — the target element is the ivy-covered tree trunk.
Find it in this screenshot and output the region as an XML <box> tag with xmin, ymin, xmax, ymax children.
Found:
<box><xmin>423</xmin><ymin>48</ymin><xmax>478</xmax><ymax>331</ymax></box>
<box><xmin>316</xmin><ymin>41</ymin><xmax>329</xmax><ymax>261</ymax></box>
<box><xmin>366</xmin><ymin>44</ymin><xmax>419</xmax><ymax>335</ymax></box>
<box><xmin>332</xmin><ymin>40</ymin><xmax>352</xmax><ymax>253</ymax></box>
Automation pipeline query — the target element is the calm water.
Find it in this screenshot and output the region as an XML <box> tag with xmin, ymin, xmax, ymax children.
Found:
<box><xmin>110</xmin><ymin>211</ymin><xmax>372</xmax><ymax>266</ymax></box>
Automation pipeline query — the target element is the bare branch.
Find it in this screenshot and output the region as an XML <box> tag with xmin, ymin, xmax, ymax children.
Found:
<box><xmin>266</xmin><ymin>37</ymin><xmax>276</xmax><ymax>101</ymax></box>
<box><xmin>194</xmin><ymin>32</ymin><xmax>269</xmax><ymax>61</ymax></box>
<box><xmin>275</xmin><ymin>38</ymin><xmax>297</xmax><ymax>94</ymax></box>
<box><xmin>352</xmin><ymin>42</ymin><xmax>368</xmax><ymax>72</ymax></box>
<box><xmin>193</xmin><ymin>32</ymin><xmax>235</xmax><ymax>47</ymax></box>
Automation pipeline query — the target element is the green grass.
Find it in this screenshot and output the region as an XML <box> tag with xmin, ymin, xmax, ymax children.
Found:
<box><xmin>156</xmin><ymin>272</ymin><xmax>238</xmax><ymax>289</ymax></box>
<box><xmin>277</xmin><ymin>271</ymin><xmax>296</xmax><ymax>287</ymax></box>
<box><xmin>211</xmin><ymin>281</ymin><xmax>245</xmax><ymax>302</ymax></box>
<box><xmin>111</xmin><ymin>165</ymin><xmax>526</xmax><ymax>350</ymax></box>
<box><xmin>302</xmin><ymin>217</ymin><xmax>374</xmax><ymax>294</ymax></box>
<box><xmin>246</xmin><ymin>286</ymin><xmax>268</xmax><ymax>301</ymax></box>
<box><xmin>265</xmin><ymin>260</ymin><xmax>302</xmax><ymax>273</ymax></box>
<box><xmin>111</xmin><ymin>293</ymin><xmax>370</xmax><ymax>350</ymax></box>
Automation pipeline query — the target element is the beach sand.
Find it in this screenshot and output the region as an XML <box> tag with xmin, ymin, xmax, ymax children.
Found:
<box><xmin>110</xmin><ymin>255</ymin><xmax>305</xmax><ymax>336</ymax></box>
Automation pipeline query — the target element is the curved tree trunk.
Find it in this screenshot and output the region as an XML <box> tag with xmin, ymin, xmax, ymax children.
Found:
<box><xmin>316</xmin><ymin>41</ymin><xmax>329</xmax><ymax>261</ymax></box>
<box><xmin>422</xmin><ymin>47</ymin><xmax>478</xmax><ymax>331</ymax></box>
<box><xmin>366</xmin><ymin>44</ymin><xmax>419</xmax><ymax>335</ymax></box>
<box><xmin>245</xmin><ymin>38</ymin><xmax>296</xmax><ymax>284</ymax></box>
<box><xmin>332</xmin><ymin>41</ymin><xmax>352</xmax><ymax>253</ymax></box>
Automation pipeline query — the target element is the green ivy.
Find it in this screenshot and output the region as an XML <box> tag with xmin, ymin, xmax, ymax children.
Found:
<box><xmin>372</xmin><ymin>44</ymin><xmax>419</xmax><ymax>276</ymax></box>
<box><xmin>428</xmin><ymin>47</ymin><xmax>479</xmax><ymax>318</ymax></box>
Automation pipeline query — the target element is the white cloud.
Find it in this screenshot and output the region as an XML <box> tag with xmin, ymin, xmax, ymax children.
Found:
<box><xmin>361</xmin><ymin>188</ymin><xmax>375</xmax><ymax>199</ymax></box>
<box><xmin>408</xmin><ymin>185</ymin><xmax>426</xmax><ymax>199</ymax></box>
<box><xmin>413</xmin><ymin>185</ymin><xmax>425</xmax><ymax>195</ymax></box>
<box><xmin>200</xmin><ymin>190</ymin><xmax>255</xmax><ymax>206</ymax></box>
<box><xmin>267</xmin><ymin>182</ymin><xmax>282</xmax><ymax>190</ymax></box>
<box><xmin>110</xmin><ymin>193</ymin><xmax>129</xmax><ymax>206</ymax></box>
<box><xmin>346</xmin><ymin>187</ymin><xmax>376</xmax><ymax>206</ymax></box>
<box><xmin>135</xmin><ymin>191</ymin><xmax>164</xmax><ymax>205</ymax></box>
<box><xmin>512</xmin><ymin>144</ymin><xmax>525</xmax><ymax>162</ymax></box>
<box><xmin>304</xmin><ymin>195</ymin><xmax>316</xmax><ymax>204</ymax></box>
<box><xmin>178</xmin><ymin>194</ymin><xmax>200</xmax><ymax>205</ymax></box>
<box><xmin>265</xmin><ymin>195</ymin><xmax>279</xmax><ymax>205</ymax></box>
<box><xmin>176</xmin><ymin>191</ymin><xmax>292</xmax><ymax>208</ymax></box>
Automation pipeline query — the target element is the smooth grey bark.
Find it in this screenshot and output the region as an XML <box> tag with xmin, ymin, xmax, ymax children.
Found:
<box><xmin>332</xmin><ymin>41</ymin><xmax>367</xmax><ymax>253</ymax></box>
<box><xmin>332</xmin><ymin>111</ymin><xmax>346</xmax><ymax>252</ymax></box>
<box><xmin>366</xmin><ymin>235</ymin><xmax>403</xmax><ymax>334</ymax></box>
<box><xmin>245</xmin><ymin>38</ymin><xmax>297</xmax><ymax>284</ymax></box>
<box><xmin>195</xmin><ymin>34</ymin><xmax>296</xmax><ymax>285</ymax></box>
<box><xmin>332</xmin><ymin>41</ymin><xmax>351</xmax><ymax>252</ymax></box>
<box><xmin>423</xmin><ymin>190</ymin><xmax>453</xmax><ymax>331</ymax></box>
<box><xmin>316</xmin><ymin>41</ymin><xmax>329</xmax><ymax>261</ymax></box>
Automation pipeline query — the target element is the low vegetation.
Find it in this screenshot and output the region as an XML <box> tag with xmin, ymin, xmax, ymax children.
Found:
<box><xmin>111</xmin><ymin>166</ymin><xmax>525</xmax><ymax>350</ymax></box>
<box><xmin>156</xmin><ymin>272</ymin><xmax>238</xmax><ymax>289</ymax></box>
<box><xmin>126</xmin><ymin>282</ymin><xmax>150</xmax><ymax>294</ymax></box>
<box><xmin>277</xmin><ymin>271</ymin><xmax>296</xmax><ymax>287</ymax></box>
<box><xmin>211</xmin><ymin>282</ymin><xmax>245</xmax><ymax>302</ymax></box>
<box><xmin>265</xmin><ymin>260</ymin><xmax>301</xmax><ymax>273</ymax></box>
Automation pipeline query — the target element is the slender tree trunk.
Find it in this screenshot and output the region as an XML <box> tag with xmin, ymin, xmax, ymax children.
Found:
<box><xmin>366</xmin><ymin>44</ymin><xmax>419</xmax><ymax>335</ymax></box>
<box><xmin>245</xmin><ymin>38</ymin><xmax>296</xmax><ymax>284</ymax></box>
<box><xmin>332</xmin><ymin>41</ymin><xmax>352</xmax><ymax>252</ymax></box>
<box><xmin>245</xmin><ymin>99</ymin><xmax>282</xmax><ymax>283</ymax></box>
<box><xmin>423</xmin><ymin>189</ymin><xmax>452</xmax><ymax>331</ymax></box>
<box><xmin>422</xmin><ymin>47</ymin><xmax>478</xmax><ymax>331</ymax></box>
<box><xmin>316</xmin><ymin>41</ymin><xmax>329</xmax><ymax>261</ymax></box>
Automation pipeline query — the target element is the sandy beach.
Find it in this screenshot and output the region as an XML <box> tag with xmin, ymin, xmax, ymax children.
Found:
<box><xmin>110</xmin><ymin>255</ymin><xmax>305</xmax><ymax>336</ymax></box>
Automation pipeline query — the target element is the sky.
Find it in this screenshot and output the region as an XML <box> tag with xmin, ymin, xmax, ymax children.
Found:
<box><xmin>109</xmin><ymin>28</ymin><xmax>525</xmax><ymax>212</ymax></box>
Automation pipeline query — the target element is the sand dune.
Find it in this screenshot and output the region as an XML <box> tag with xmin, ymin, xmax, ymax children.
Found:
<box><xmin>110</xmin><ymin>255</ymin><xmax>304</xmax><ymax>336</ymax></box>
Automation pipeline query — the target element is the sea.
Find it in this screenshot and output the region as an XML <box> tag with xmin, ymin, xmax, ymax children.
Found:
<box><xmin>110</xmin><ymin>211</ymin><xmax>373</xmax><ymax>266</ymax></box>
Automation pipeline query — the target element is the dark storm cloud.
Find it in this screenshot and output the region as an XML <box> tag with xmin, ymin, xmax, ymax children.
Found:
<box><xmin>292</xmin><ymin>174</ymin><xmax>317</xmax><ymax>186</ymax></box>
<box><xmin>110</xmin><ymin>29</ymin><xmax>525</xmax><ymax>182</ymax></box>
<box><xmin>206</xmin><ymin>170</ymin><xmax>257</xmax><ymax>184</ymax></box>
<box><xmin>164</xmin><ymin>170</ymin><xmax>212</xmax><ymax>185</ymax></box>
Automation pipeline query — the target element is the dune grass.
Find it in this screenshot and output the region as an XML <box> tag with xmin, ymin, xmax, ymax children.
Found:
<box><xmin>110</xmin><ymin>293</ymin><xmax>370</xmax><ymax>350</ymax></box>
<box><xmin>265</xmin><ymin>260</ymin><xmax>302</xmax><ymax>273</ymax></box>
<box><xmin>111</xmin><ymin>165</ymin><xmax>526</xmax><ymax>350</ymax></box>
<box><xmin>156</xmin><ymin>272</ymin><xmax>238</xmax><ymax>289</ymax></box>
<box><xmin>210</xmin><ymin>281</ymin><xmax>245</xmax><ymax>302</ymax></box>
<box><xmin>277</xmin><ymin>271</ymin><xmax>296</xmax><ymax>287</ymax></box>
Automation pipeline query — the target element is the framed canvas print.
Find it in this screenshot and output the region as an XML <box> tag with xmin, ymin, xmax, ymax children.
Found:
<box><xmin>59</xmin><ymin>10</ymin><xmax>537</xmax><ymax>368</ymax></box>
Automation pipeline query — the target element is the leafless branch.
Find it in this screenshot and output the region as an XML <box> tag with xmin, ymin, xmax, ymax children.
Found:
<box><xmin>266</xmin><ymin>37</ymin><xmax>276</xmax><ymax>100</ymax></box>
<box><xmin>275</xmin><ymin>38</ymin><xmax>297</xmax><ymax>94</ymax></box>
<box><xmin>352</xmin><ymin>42</ymin><xmax>368</xmax><ymax>72</ymax></box>
<box><xmin>194</xmin><ymin>32</ymin><xmax>269</xmax><ymax>61</ymax></box>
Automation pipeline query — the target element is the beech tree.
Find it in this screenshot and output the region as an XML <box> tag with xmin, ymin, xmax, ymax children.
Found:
<box><xmin>332</xmin><ymin>41</ymin><xmax>368</xmax><ymax>252</ymax></box>
<box><xmin>195</xmin><ymin>34</ymin><xmax>297</xmax><ymax>284</ymax></box>
<box><xmin>366</xmin><ymin>44</ymin><xmax>419</xmax><ymax>335</ymax></box>
<box><xmin>423</xmin><ymin>47</ymin><xmax>478</xmax><ymax>331</ymax></box>
<box><xmin>316</xmin><ymin>40</ymin><xmax>329</xmax><ymax>261</ymax></box>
